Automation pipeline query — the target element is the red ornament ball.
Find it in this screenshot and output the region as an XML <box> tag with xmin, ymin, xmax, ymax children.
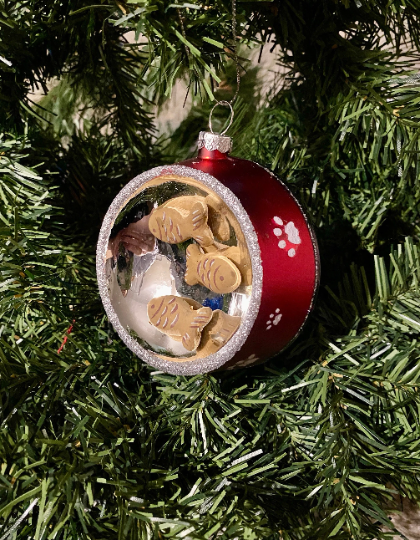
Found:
<box><xmin>96</xmin><ymin>131</ymin><xmax>319</xmax><ymax>374</ymax></box>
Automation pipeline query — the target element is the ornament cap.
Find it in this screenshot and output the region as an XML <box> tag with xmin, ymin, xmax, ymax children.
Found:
<box><xmin>198</xmin><ymin>131</ymin><xmax>232</xmax><ymax>154</ymax></box>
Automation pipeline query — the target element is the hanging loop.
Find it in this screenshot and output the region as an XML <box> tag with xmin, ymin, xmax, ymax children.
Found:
<box><xmin>209</xmin><ymin>100</ymin><xmax>234</xmax><ymax>135</ymax></box>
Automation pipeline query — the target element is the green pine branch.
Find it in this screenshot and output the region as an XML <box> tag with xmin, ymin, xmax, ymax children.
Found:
<box><xmin>2</xmin><ymin>1</ymin><xmax>420</xmax><ymax>538</ymax></box>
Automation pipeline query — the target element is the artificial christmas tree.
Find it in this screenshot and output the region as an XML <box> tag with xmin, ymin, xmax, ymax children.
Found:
<box><xmin>1</xmin><ymin>1</ymin><xmax>420</xmax><ymax>539</ymax></box>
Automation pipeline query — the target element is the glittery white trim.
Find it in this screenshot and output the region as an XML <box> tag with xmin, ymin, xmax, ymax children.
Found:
<box><xmin>96</xmin><ymin>165</ymin><xmax>262</xmax><ymax>375</ymax></box>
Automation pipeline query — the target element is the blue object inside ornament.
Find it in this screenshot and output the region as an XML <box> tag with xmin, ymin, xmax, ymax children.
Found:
<box><xmin>202</xmin><ymin>296</ymin><xmax>224</xmax><ymax>311</ymax></box>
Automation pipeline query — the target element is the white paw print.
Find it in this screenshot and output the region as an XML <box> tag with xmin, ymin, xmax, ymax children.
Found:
<box><xmin>266</xmin><ymin>308</ymin><xmax>282</xmax><ymax>330</ymax></box>
<box><xmin>235</xmin><ymin>354</ymin><xmax>259</xmax><ymax>368</ymax></box>
<box><xmin>273</xmin><ymin>216</ymin><xmax>301</xmax><ymax>258</ymax></box>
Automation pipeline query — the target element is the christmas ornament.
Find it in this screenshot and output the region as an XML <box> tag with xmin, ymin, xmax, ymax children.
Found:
<box><xmin>96</xmin><ymin>129</ymin><xmax>320</xmax><ymax>375</ymax></box>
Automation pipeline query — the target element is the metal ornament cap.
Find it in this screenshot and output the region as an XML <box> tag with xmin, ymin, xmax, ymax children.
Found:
<box><xmin>198</xmin><ymin>131</ymin><xmax>232</xmax><ymax>154</ymax></box>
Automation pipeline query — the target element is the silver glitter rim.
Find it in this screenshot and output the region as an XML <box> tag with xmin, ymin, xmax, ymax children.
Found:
<box><xmin>96</xmin><ymin>164</ymin><xmax>262</xmax><ymax>376</ymax></box>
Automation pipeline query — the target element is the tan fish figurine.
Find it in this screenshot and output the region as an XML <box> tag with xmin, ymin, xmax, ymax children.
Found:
<box><xmin>147</xmin><ymin>295</ymin><xmax>212</xmax><ymax>351</ymax></box>
<box><xmin>197</xmin><ymin>310</ymin><xmax>241</xmax><ymax>357</ymax></box>
<box><xmin>185</xmin><ymin>244</ymin><xmax>242</xmax><ymax>294</ymax></box>
<box><xmin>148</xmin><ymin>196</ymin><xmax>214</xmax><ymax>246</ymax></box>
<box><xmin>205</xmin><ymin>193</ymin><xmax>231</xmax><ymax>242</ymax></box>
<box><xmin>202</xmin><ymin>243</ymin><xmax>252</xmax><ymax>287</ymax></box>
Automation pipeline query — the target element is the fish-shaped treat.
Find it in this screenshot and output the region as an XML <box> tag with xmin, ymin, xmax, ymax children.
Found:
<box><xmin>147</xmin><ymin>295</ymin><xmax>212</xmax><ymax>351</ymax></box>
<box><xmin>148</xmin><ymin>196</ymin><xmax>214</xmax><ymax>246</ymax></box>
<box><xmin>205</xmin><ymin>194</ymin><xmax>231</xmax><ymax>242</ymax></box>
<box><xmin>198</xmin><ymin>310</ymin><xmax>241</xmax><ymax>356</ymax></box>
<box><xmin>202</xmin><ymin>243</ymin><xmax>252</xmax><ymax>287</ymax></box>
<box><xmin>184</xmin><ymin>244</ymin><xmax>242</xmax><ymax>294</ymax></box>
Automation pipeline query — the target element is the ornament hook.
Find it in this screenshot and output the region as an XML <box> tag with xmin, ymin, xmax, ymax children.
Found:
<box><xmin>209</xmin><ymin>100</ymin><xmax>234</xmax><ymax>136</ymax></box>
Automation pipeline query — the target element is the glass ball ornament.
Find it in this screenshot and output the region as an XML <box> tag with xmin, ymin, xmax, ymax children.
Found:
<box><xmin>96</xmin><ymin>131</ymin><xmax>320</xmax><ymax>375</ymax></box>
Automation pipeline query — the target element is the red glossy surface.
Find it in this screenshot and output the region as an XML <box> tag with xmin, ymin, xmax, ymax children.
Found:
<box><xmin>181</xmin><ymin>147</ymin><xmax>320</xmax><ymax>368</ymax></box>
